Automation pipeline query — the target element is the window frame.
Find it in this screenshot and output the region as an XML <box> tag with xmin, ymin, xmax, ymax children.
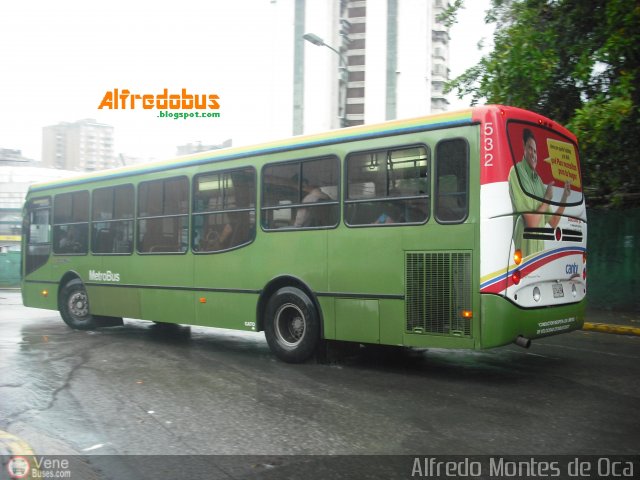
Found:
<box><xmin>191</xmin><ymin>166</ymin><xmax>257</xmax><ymax>254</ymax></box>
<box><xmin>434</xmin><ymin>137</ymin><xmax>470</xmax><ymax>225</ymax></box>
<box><xmin>136</xmin><ymin>175</ymin><xmax>190</xmax><ymax>255</ymax></box>
<box><xmin>90</xmin><ymin>183</ymin><xmax>135</xmax><ymax>255</ymax></box>
<box><xmin>261</xmin><ymin>155</ymin><xmax>341</xmax><ymax>232</ymax></box>
<box><xmin>344</xmin><ymin>143</ymin><xmax>431</xmax><ymax>228</ymax></box>
<box><xmin>52</xmin><ymin>191</ymin><xmax>90</xmax><ymax>256</ymax></box>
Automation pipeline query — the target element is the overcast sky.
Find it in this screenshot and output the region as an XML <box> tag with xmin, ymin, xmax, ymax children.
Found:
<box><xmin>0</xmin><ymin>0</ymin><xmax>493</xmax><ymax>163</ymax></box>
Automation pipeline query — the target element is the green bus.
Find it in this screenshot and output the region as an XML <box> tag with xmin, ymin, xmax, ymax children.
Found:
<box><xmin>22</xmin><ymin>105</ymin><xmax>587</xmax><ymax>362</ymax></box>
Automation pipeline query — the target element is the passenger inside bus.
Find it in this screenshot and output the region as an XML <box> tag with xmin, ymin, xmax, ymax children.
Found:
<box><xmin>58</xmin><ymin>225</ymin><xmax>83</xmax><ymax>253</ymax></box>
<box><xmin>293</xmin><ymin>179</ymin><xmax>332</xmax><ymax>228</ymax></box>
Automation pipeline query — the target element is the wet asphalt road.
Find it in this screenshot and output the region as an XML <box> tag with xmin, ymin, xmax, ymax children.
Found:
<box><xmin>1</xmin><ymin>290</ymin><xmax>639</xmax><ymax>477</ymax></box>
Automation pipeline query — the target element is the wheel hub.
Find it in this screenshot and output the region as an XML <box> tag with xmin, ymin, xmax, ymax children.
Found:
<box><xmin>275</xmin><ymin>303</ymin><xmax>306</xmax><ymax>347</ymax></box>
<box><xmin>69</xmin><ymin>292</ymin><xmax>89</xmax><ymax>318</ymax></box>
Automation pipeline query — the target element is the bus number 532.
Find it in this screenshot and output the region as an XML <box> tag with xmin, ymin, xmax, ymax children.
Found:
<box><xmin>484</xmin><ymin>122</ymin><xmax>494</xmax><ymax>167</ymax></box>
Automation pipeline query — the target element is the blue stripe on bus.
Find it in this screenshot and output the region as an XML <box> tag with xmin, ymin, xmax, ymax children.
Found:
<box><xmin>29</xmin><ymin>118</ymin><xmax>474</xmax><ymax>192</ymax></box>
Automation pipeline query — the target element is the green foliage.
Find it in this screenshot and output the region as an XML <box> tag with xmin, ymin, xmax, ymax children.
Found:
<box><xmin>446</xmin><ymin>0</ymin><xmax>640</xmax><ymax>208</ymax></box>
<box><xmin>436</xmin><ymin>0</ymin><xmax>465</xmax><ymax>28</ymax></box>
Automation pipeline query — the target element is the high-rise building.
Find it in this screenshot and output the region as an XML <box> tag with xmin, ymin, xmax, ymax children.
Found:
<box><xmin>42</xmin><ymin>119</ymin><xmax>116</xmax><ymax>171</ymax></box>
<box><xmin>296</xmin><ymin>0</ymin><xmax>450</xmax><ymax>134</ymax></box>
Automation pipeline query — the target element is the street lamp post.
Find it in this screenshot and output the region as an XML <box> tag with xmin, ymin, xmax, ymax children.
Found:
<box><xmin>303</xmin><ymin>32</ymin><xmax>348</xmax><ymax>128</ymax></box>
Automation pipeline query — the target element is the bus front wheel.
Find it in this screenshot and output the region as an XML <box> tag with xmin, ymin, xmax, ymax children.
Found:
<box><xmin>264</xmin><ymin>287</ymin><xmax>320</xmax><ymax>363</ymax></box>
<box><xmin>59</xmin><ymin>279</ymin><xmax>97</xmax><ymax>330</ymax></box>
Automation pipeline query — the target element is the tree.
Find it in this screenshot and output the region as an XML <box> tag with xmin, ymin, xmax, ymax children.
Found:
<box><xmin>445</xmin><ymin>0</ymin><xmax>640</xmax><ymax>207</ymax></box>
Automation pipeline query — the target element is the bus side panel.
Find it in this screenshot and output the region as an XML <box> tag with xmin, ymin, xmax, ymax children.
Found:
<box><xmin>21</xmin><ymin>280</ymin><xmax>58</xmax><ymax>311</ymax></box>
<box><xmin>317</xmin><ymin>296</ymin><xmax>336</xmax><ymax>340</ymax></box>
<box><xmin>83</xmin><ymin>254</ymin><xmax>141</xmax><ymax>318</ymax></box>
<box><xmin>140</xmin><ymin>288</ymin><xmax>194</xmax><ymax>325</ymax></box>
<box><xmin>194</xmin><ymin>291</ymin><xmax>258</xmax><ymax>330</ymax></box>
<box><xmin>133</xmin><ymin>255</ymin><xmax>195</xmax><ymax>324</ymax></box>
<box><xmin>328</xmin><ymin>226</ymin><xmax>401</xmax><ymax>345</ymax></box>
<box><xmin>379</xmin><ymin>299</ymin><xmax>404</xmax><ymax>346</ymax></box>
<box><xmin>335</xmin><ymin>298</ymin><xmax>380</xmax><ymax>344</ymax></box>
<box><xmin>87</xmin><ymin>285</ymin><xmax>141</xmax><ymax>319</ymax></box>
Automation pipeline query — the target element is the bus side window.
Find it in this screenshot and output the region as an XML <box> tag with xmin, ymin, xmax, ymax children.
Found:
<box><xmin>91</xmin><ymin>184</ymin><xmax>134</xmax><ymax>254</ymax></box>
<box><xmin>137</xmin><ymin>177</ymin><xmax>189</xmax><ymax>254</ymax></box>
<box><xmin>435</xmin><ymin>139</ymin><xmax>469</xmax><ymax>223</ymax></box>
<box><xmin>53</xmin><ymin>191</ymin><xmax>89</xmax><ymax>255</ymax></box>
<box><xmin>261</xmin><ymin>157</ymin><xmax>339</xmax><ymax>230</ymax></box>
<box><xmin>345</xmin><ymin>146</ymin><xmax>429</xmax><ymax>226</ymax></box>
<box><xmin>192</xmin><ymin>168</ymin><xmax>256</xmax><ymax>253</ymax></box>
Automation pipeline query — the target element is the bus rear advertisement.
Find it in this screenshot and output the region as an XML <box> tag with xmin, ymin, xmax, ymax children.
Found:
<box><xmin>21</xmin><ymin>105</ymin><xmax>586</xmax><ymax>362</ymax></box>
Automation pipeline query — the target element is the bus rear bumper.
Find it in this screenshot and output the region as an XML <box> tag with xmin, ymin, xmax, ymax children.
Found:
<box><xmin>480</xmin><ymin>294</ymin><xmax>586</xmax><ymax>349</ymax></box>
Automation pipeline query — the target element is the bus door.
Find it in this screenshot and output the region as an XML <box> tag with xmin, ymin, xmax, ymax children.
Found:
<box><xmin>22</xmin><ymin>196</ymin><xmax>53</xmax><ymax>307</ymax></box>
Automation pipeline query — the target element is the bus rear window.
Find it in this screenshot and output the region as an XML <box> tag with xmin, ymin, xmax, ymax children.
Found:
<box><xmin>507</xmin><ymin>122</ymin><xmax>583</xmax><ymax>206</ymax></box>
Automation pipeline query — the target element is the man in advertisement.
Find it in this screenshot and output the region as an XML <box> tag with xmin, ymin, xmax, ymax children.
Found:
<box><xmin>509</xmin><ymin>127</ymin><xmax>571</xmax><ymax>256</ymax></box>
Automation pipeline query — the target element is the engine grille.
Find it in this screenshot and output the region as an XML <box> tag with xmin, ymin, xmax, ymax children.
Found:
<box><xmin>406</xmin><ymin>251</ymin><xmax>472</xmax><ymax>336</ymax></box>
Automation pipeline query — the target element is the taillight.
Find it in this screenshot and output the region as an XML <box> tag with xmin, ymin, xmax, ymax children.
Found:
<box><xmin>513</xmin><ymin>249</ymin><xmax>522</xmax><ymax>265</ymax></box>
<box><xmin>511</xmin><ymin>269</ymin><xmax>521</xmax><ymax>285</ymax></box>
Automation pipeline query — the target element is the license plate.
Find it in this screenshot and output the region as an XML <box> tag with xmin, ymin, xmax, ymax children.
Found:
<box><xmin>552</xmin><ymin>283</ymin><xmax>564</xmax><ymax>298</ymax></box>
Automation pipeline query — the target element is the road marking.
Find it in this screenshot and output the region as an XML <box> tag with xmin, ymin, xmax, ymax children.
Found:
<box><xmin>525</xmin><ymin>352</ymin><xmax>552</xmax><ymax>358</ymax></box>
<box><xmin>82</xmin><ymin>443</ymin><xmax>104</xmax><ymax>452</ymax></box>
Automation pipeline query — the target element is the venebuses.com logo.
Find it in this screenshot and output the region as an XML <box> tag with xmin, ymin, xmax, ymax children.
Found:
<box><xmin>98</xmin><ymin>88</ymin><xmax>221</xmax><ymax>120</ymax></box>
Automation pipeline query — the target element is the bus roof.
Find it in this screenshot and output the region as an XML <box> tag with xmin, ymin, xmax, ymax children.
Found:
<box><xmin>29</xmin><ymin>105</ymin><xmax>566</xmax><ymax>193</ymax></box>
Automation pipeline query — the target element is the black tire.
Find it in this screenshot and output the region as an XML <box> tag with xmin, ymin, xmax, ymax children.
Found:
<box><xmin>264</xmin><ymin>286</ymin><xmax>321</xmax><ymax>363</ymax></box>
<box><xmin>59</xmin><ymin>279</ymin><xmax>97</xmax><ymax>330</ymax></box>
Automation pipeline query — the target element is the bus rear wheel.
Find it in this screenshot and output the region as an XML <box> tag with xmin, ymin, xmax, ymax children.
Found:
<box><xmin>59</xmin><ymin>279</ymin><xmax>97</xmax><ymax>330</ymax></box>
<box><xmin>264</xmin><ymin>287</ymin><xmax>320</xmax><ymax>363</ymax></box>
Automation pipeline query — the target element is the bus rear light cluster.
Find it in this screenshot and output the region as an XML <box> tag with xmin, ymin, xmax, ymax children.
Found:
<box><xmin>511</xmin><ymin>269</ymin><xmax>521</xmax><ymax>285</ymax></box>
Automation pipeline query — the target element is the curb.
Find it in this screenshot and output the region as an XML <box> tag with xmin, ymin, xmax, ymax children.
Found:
<box><xmin>583</xmin><ymin>322</ymin><xmax>640</xmax><ymax>337</ymax></box>
<box><xmin>0</xmin><ymin>430</ymin><xmax>35</xmax><ymax>456</ymax></box>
